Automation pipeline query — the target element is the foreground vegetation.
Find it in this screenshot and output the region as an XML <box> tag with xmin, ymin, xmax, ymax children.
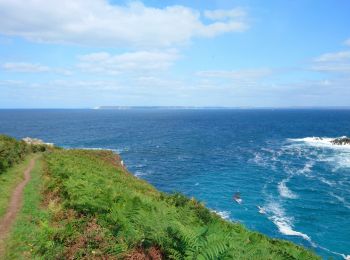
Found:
<box><xmin>0</xmin><ymin>134</ymin><xmax>49</xmax><ymax>174</ymax></box>
<box><xmin>0</xmin><ymin>135</ymin><xmax>319</xmax><ymax>259</ymax></box>
<box><xmin>0</xmin><ymin>135</ymin><xmax>29</xmax><ymax>174</ymax></box>
<box><xmin>31</xmin><ymin>149</ymin><xmax>318</xmax><ymax>259</ymax></box>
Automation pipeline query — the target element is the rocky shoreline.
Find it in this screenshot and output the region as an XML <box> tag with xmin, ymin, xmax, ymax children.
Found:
<box><xmin>22</xmin><ymin>137</ymin><xmax>54</xmax><ymax>147</ymax></box>
<box><xmin>331</xmin><ymin>137</ymin><xmax>350</xmax><ymax>146</ymax></box>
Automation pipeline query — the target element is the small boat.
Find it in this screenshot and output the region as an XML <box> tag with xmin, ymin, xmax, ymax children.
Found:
<box><xmin>233</xmin><ymin>193</ymin><xmax>242</xmax><ymax>204</ymax></box>
<box><xmin>257</xmin><ymin>206</ymin><xmax>266</xmax><ymax>214</ymax></box>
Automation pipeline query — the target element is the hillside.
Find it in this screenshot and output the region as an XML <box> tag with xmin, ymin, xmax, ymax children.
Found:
<box><xmin>0</xmin><ymin>136</ymin><xmax>319</xmax><ymax>259</ymax></box>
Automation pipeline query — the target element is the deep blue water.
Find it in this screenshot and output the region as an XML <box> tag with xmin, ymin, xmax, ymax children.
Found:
<box><xmin>0</xmin><ymin>109</ymin><xmax>349</xmax><ymax>259</ymax></box>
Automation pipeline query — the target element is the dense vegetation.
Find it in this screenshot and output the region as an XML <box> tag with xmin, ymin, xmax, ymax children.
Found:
<box><xmin>0</xmin><ymin>135</ymin><xmax>50</xmax><ymax>174</ymax></box>
<box><xmin>0</xmin><ymin>135</ymin><xmax>29</xmax><ymax>173</ymax></box>
<box><xmin>32</xmin><ymin>149</ymin><xmax>319</xmax><ymax>259</ymax></box>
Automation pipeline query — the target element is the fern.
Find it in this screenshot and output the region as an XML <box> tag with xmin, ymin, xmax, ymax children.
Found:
<box><xmin>35</xmin><ymin>149</ymin><xmax>320</xmax><ymax>260</ymax></box>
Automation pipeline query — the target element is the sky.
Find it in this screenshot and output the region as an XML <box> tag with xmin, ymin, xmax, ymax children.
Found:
<box><xmin>0</xmin><ymin>0</ymin><xmax>349</xmax><ymax>108</ymax></box>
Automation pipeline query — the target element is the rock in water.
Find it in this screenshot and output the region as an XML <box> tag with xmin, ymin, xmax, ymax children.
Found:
<box><xmin>331</xmin><ymin>137</ymin><xmax>350</xmax><ymax>145</ymax></box>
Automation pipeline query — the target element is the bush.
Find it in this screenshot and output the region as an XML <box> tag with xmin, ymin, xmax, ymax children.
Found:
<box><xmin>31</xmin><ymin>144</ymin><xmax>48</xmax><ymax>153</ymax></box>
<box><xmin>0</xmin><ymin>135</ymin><xmax>29</xmax><ymax>174</ymax></box>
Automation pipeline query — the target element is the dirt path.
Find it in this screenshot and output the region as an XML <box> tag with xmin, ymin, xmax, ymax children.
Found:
<box><xmin>0</xmin><ymin>157</ymin><xmax>37</xmax><ymax>255</ymax></box>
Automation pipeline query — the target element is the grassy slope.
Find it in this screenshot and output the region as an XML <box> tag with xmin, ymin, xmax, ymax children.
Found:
<box><xmin>0</xmin><ymin>154</ymin><xmax>35</xmax><ymax>218</ymax></box>
<box><xmin>27</xmin><ymin>149</ymin><xmax>319</xmax><ymax>259</ymax></box>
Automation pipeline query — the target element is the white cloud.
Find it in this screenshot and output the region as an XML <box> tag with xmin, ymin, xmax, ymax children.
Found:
<box><xmin>204</xmin><ymin>8</ymin><xmax>246</xmax><ymax>20</ymax></box>
<box><xmin>0</xmin><ymin>79</ymin><xmax>24</xmax><ymax>86</ymax></box>
<box><xmin>314</xmin><ymin>51</ymin><xmax>350</xmax><ymax>62</ymax></box>
<box><xmin>194</xmin><ymin>68</ymin><xmax>273</xmax><ymax>90</ymax></box>
<box><xmin>77</xmin><ymin>50</ymin><xmax>179</xmax><ymax>74</ymax></box>
<box><xmin>0</xmin><ymin>0</ymin><xmax>248</xmax><ymax>48</ymax></box>
<box><xmin>312</xmin><ymin>51</ymin><xmax>350</xmax><ymax>73</ymax></box>
<box><xmin>197</xmin><ymin>68</ymin><xmax>272</xmax><ymax>80</ymax></box>
<box><xmin>2</xmin><ymin>62</ymin><xmax>72</xmax><ymax>75</ymax></box>
<box><xmin>311</xmin><ymin>63</ymin><xmax>350</xmax><ymax>73</ymax></box>
<box><xmin>2</xmin><ymin>62</ymin><xmax>49</xmax><ymax>73</ymax></box>
<box><xmin>344</xmin><ymin>38</ymin><xmax>350</xmax><ymax>46</ymax></box>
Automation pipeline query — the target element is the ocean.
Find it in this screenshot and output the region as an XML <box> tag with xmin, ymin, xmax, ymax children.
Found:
<box><xmin>0</xmin><ymin>109</ymin><xmax>349</xmax><ymax>259</ymax></box>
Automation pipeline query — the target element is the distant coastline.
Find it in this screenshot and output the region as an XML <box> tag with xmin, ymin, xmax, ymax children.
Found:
<box><xmin>92</xmin><ymin>106</ymin><xmax>350</xmax><ymax>110</ymax></box>
<box><xmin>1</xmin><ymin>106</ymin><xmax>350</xmax><ymax>110</ymax></box>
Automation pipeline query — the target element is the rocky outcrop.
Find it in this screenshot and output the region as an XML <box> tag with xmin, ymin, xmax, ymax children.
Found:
<box><xmin>22</xmin><ymin>137</ymin><xmax>54</xmax><ymax>146</ymax></box>
<box><xmin>331</xmin><ymin>137</ymin><xmax>350</xmax><ymax>145</ymax></box>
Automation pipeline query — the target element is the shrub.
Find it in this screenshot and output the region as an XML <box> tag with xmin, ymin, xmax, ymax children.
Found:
<box><xmin>0</xmin><ymin>135</ymin><xmax>29</xmax><ymax>173</ymax></box>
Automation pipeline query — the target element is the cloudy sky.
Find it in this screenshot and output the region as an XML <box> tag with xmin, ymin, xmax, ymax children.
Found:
<box><xmin>0</xmin><ymin>0</ymin><xmax>349</xmax><ymax>108</ymax></box>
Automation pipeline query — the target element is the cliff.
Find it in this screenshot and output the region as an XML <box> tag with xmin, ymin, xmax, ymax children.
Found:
<box><xmin>0</xmin><ymin>135</ymin><xmax>319</xmax><ymax>259</ymax></box>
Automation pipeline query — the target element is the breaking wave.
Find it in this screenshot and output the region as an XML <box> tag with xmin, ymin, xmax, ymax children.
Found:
<box><xmin>212</xmin><ymin>210</ymin><xmax>231</xmax><ymax>220</ymax></box>
<box><xmin>288</xmin><ymin>136</ymin><xmax>350</xmax><ymax>150</ymax></box>
<box><xmin>134</xmin><ymin>170</ymin><xmax>148</xmax><ymax>177</ymax></box>
<box><xmin>265</xmin><ymin>202</ymin><xmax>313</xmax><ymax>244</ymax></box>
<box><xmin>297</xmin><ymin>161</ymin><xmax>314</xmax><ymax>175</ymax></box>
<box><xmin>278</xmin><ymin>179</ymin><xmax>298</xmax><ymax>199</ymax></box>
<box><xmin>288</xmin><ymin>136</ymin><xmax>350</xmax><ymax>170</ymax></box>
<box><xmin>67</xmin><ymin>146</ymin><xmax>130</xmax><ymax>154</ymax></box>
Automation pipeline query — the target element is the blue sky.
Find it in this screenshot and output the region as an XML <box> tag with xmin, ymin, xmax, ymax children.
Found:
<box><xmin>0</xmin><ymin>0</ymin><xmax>349</xmax><ymax>108</ymax></box>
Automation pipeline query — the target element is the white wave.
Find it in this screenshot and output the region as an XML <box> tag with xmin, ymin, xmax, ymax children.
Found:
<box><xmin>278</xmin><ymin>179</ymin><xmax>298</xmax><ymax>199</ymax></box>
<box><xmin>329</xmin><ymin>192</ymin><xmax>350</xmax><ymax>209</ymax></box>
<box><xmin>212</xmin><ymin>210</ymin><xmax>231</xmax><ymax>220</ymax></box>
<box><xmin>70</xmin><ymin>146</ymin><xmax>132</xmax><ymax>155</ymax></box>
<box><xmin>297</xmin><ymin>161</ymin><xmax>314</xmax><ymax>175</ymax></box>
<box><xmin>134</xmin><ymin>170</ymin><xmax>148</xmax><ymax>177</ymax></box>
<box><xmin>265</xmin><ymin>202</ymin><xmax>313</xmax><ymax>244</ymax></box>
<box><xmin>336</xmin><ymin>156</ymin><xmax>350</xmax><ymax>169</ymax></box>
<box><xmin>261</xmin><ymin>148</ymin><xmax>275</xmax><ymax>154</ymax></box>
<box><xmin>251</xmin><ymin>152</ymin><xmax>265</xmax><ymax>166</ymax></box>
<box><xmin>70</xmin><ymin>147</ymin><xmax>125</xmax><ymax>153</ymax></box>
<box><xmin>288</xmin><ymin>136</ymin><xmax>350</xmax><ymax>150</ymax></box>
<box><xmin>322</xmin><ymin>152</ymin><xmax>350</xmax><ymax>170</ymax></box>
<box><xmin>250</xmin><ymin>151</ymin><xmax>277</xmax><ymax>170</ymax></box>
<box><xmin>288</xmin><ymin>137</ymin><xmax>350</xmax><ymax>171</ymax></box>
<box><xmin>318</xmin><ymin>244</ymin><xmax>349</xmax><ymax>260</ymax></box>
<box><xmin>318</xmin><ymin>177</ymin><xmax>336</xmax><ymax>187</ymax></box>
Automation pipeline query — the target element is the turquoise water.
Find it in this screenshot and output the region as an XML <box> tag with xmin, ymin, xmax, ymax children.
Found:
<box><xmin>0</xmin><ymin>109</ymin><xmax>349</xmax><ymax>259</ymax></box>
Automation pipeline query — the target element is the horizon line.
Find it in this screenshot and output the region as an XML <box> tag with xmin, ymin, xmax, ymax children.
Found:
<box><xmin>1</xmin><ymin>106</ymin><xmax>350</xmax><ymax>110</ymax></box>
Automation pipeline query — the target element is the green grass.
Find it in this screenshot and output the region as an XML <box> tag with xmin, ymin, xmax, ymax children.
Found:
<box><xmin>30</xmin><ymin>149</ymin><xmax>320</xmax><ymax>259</ymax></box>
<box><xmin>4</xmin><ymin>156</ymin><xmax>49</xmax><ymax>259</ymax></box>
<box><xmin>0</xmin><ymin>154</ymin><xmax>35</xmax><ymax>218</ymax></box>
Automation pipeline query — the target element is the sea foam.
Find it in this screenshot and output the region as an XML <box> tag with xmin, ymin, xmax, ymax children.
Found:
<box><xmin>288</xmin><ymin>136</ymin><xmax>350</xmax><ymax>150</ymax></box>
<box><xmin>297</xmin><ymin>161</ymin><xmax>314</xmax><ymax>175</ymax></box>
<box><xmin>68</xmin><ymin>146</ymin><xmax>129</xmax><ymax>154</ymax></box>
<box><xmin>278</xmin><ymin>179</ymin><xmax>298</xmax><ymax>199</ymax></box>
<box><xmin>212</xmin><ymin>210</ymin><xmax>231</xmax><ymax>220</ymax></box>
<box><xmin>265</xmin><ymin>202</ymin><xmax>313</xmax><ymax>244</ymax></box>
<box><xmin>318</xmin><ymin>177</ymin><xmax>336</xmax><ymax>187</ymax></box>
<box><xmin>288</xmin><ymin>137</ymin><xmax>350</xmax><ymax>171</ymax></box>
<box><xmin>329</xmin><ymin>192</ymin><xmax>350</xmax><ymax>210</ymax></box>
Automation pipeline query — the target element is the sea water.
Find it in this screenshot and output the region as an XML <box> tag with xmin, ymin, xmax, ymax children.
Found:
<box><xmin>0</xmin><ymin>109</ymin><xmax>349</xmax><ymax>259</ymax></box>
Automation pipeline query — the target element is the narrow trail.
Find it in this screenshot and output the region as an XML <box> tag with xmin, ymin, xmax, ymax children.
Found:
<box><xmin>0</xmin><ymin>157</ymin><xmax>37</xmax><ymax>256</ymax></box>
